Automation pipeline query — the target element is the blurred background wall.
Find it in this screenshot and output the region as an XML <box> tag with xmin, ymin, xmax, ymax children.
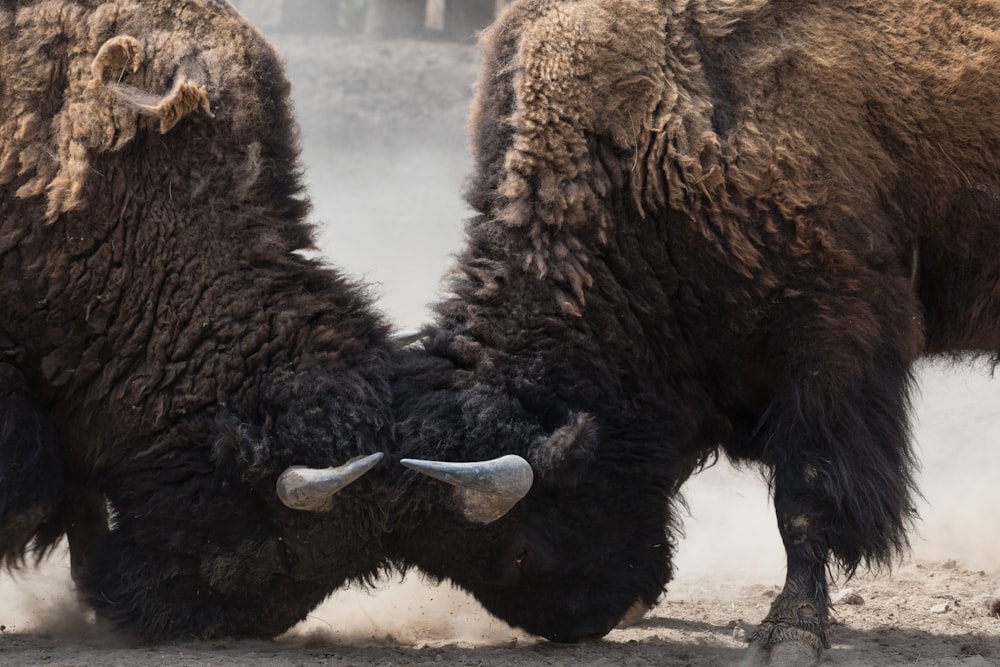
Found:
<box><xmin>233</xmin><ymin>0</ymin><xmax>510</xmax><ymax>39</ymax></box>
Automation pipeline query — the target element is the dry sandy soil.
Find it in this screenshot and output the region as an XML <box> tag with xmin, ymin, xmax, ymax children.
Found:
<box><xmin>2</xmin><ymin>23</ymin><xmax>1000</xmax><ymax>667</ymax></box>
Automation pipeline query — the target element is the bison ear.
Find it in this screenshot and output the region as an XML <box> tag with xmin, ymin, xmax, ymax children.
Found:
<box><xmin>527</xmin><ymin>412</ymin><xmax>598</xmax><ymax>486</ymax></box>
<box><xmin>129</xmin><ymin>77</ymin><xmax>213</xmax><ymax>134</ymax></box>
<box><xmin>89</xmin><ymin>35</ymin><xmax>213</xmax><ymax>134</ymax></box>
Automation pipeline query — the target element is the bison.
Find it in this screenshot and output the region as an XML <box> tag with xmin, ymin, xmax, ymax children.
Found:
<box><xmin>386</xmin><ymin>0</ymin><xmax>1000</xmax><ymax>664</ymax></box>
<box><xmin>0</xmin><ymin>0</ymin><xmax>402</xmax><ymax>641</ymax></box>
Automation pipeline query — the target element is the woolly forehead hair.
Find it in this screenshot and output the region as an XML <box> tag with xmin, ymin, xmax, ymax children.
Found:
<box><xmin>0</xmin><ymin>0</ymin><xmax>294</xmax><ymax>223</ymax></box>
<box><xmin>467</xmin><ymin>0</ymin><xmax>779</xmax><ymax>314</ymax></box>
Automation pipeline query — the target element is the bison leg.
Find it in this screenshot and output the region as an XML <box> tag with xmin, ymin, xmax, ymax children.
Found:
<box><xmin>0</xmin><ymin>389</ymin><xmax>65</xmax><ymax>566</ymax></box>
<box><xmin>743</xmin><ymin>286</ymin><xmax>921</xmax><ymax>666</ymax></box>
<box><xmin>742</xmin><ymin>480</ymin><xmax>830</xmax><ymax>667</ymax></box>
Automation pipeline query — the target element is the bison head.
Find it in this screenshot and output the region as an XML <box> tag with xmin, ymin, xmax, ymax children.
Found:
<box><xmin>386</xmin><ymin>349</ymin><xmax>680</xmax><ymax>642</ymax></box>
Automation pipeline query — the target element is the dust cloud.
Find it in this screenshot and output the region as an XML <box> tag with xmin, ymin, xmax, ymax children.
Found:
<box><xmin>1</xmin><ymin>4</ymin><xmax>998</xmax><ymax>650</ymax></box>
<box><xmin>0</xmin><ymin>556</ymin><xmax>98</xmax><ymax>639</ymax></box>
<box><xmin>286</xmin><ymin>577</ymin><xmax>530</xmax><ymax>647</ymax></box>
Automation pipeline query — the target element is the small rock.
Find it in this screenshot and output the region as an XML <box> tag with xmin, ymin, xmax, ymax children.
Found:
<box><xmin>988</xmin><ymin>598</ymin><xmax>1000</xmax><ymax>617</ymax></box>
<box><xmin>930</xmin><ymin>602</ymin><xmax>951</xmax><ymax>614</ymax></box>
<box><xmin>732</xmin><ymin>625</ymin><xmax>747</xmax><ymax>641</ymax></box>
<box><xmin>831</xmin><ymin>588</ymin><xmax>865</xmax><ymax>606</ymax></box>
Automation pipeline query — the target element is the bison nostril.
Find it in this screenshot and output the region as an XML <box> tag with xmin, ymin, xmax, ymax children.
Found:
<box><xmin>515</xmin><ymin>549</ymin><xmax>528</xmax><ymax>569</ymax></box>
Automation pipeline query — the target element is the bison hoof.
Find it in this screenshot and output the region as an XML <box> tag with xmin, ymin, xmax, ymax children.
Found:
<box><xmin>741</xmin><ymin>638</ymin><xmax>821</xmax><ymax>667</ymax></box>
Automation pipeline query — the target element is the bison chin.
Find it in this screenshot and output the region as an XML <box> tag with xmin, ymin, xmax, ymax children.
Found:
<box><xmin>392</xmin><ymin>504</ymin><xmax>672</xmax><ymax>642</ymax></box>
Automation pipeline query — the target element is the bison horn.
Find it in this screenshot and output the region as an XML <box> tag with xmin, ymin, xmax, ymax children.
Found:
<box><xmin>400</xmin><ymin>454</ymin><xmax>533</xmax><ymax>524</ymax></box>
<box><xmin>276</xmin><ymin>452</ymin><xmax>384</xmax><ymax>512</ymax></box>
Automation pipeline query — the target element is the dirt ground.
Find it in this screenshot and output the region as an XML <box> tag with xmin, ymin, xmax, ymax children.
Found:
<box><xmin>2</xmin><ymin>534</ymin><xmax>1000</xmax><ymax>666</ymax></box>
<box><xmin>2</xmin><ymin>25</ymin><xmax>999</xmax><ymax>667</ymax></box>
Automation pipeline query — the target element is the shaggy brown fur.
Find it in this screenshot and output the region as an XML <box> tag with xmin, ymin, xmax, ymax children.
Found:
<box><xmin>388</xmin><ymin>0</ymin><xmax>1000</xmax><ymax>663</ymax></box>
<box><xmin>0</xmin><ymin>0</ymin><xmax>394</xmax><ymax>641</ymax></box>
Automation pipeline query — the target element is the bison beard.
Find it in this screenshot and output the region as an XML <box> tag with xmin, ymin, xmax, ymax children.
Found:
<box><xmin>387</xmin><ymin>0</ymin><xmax>1000</xmax><ymax>665</ymax></box>
<box><xmin>0</xmin><ymin>0</ymin><xmax>396</xmax><ymax>640</ymax></box>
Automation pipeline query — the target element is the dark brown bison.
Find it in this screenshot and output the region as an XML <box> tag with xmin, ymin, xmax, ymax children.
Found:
<box><xmin>0</xmin><ymin>0</ymin><xmax>399</xmax><ymax>641</ymax></box>
<box><xmin>387</xmin><ymin>0</ymin><xmax>1000</xmax><ymax>664</ymax></box>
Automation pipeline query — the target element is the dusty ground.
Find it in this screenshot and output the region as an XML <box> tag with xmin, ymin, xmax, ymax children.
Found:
<box><xmin>2</xmin><ymin>23</ymin><xmax>1000</xmax><ymax>667</ymax></box>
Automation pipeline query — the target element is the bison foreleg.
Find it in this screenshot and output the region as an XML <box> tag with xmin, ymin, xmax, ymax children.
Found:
<box><xmin>743</xmin><ymin>482</ymin><xmax>830</xmax><ymax>667</ymax></box>
<box><xmin>743</xmin><ymin>286</ymin><xmax>921</xmax><ymax>666</ymax></box>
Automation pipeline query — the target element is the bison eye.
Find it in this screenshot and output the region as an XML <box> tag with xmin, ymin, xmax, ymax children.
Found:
<box><xmin>515</xmin><ymin>549</ymin><xmax>528</xmax><ymax>569</ymax></box>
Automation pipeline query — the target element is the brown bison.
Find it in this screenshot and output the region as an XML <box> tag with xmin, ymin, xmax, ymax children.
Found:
<box><xmin>387</xmin><ymin>0</ymin><xmax>1000</xmax><ymax>664</ymax></box>
<box><xmin>0</xmin><ymin>0</ymin><xmax>400</xmax><ymax>640</ymax></box>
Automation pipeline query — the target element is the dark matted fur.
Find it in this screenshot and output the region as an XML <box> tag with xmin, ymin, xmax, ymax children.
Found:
<box><xmin>387</xmin><ymin>0</ymin><xmax>1000</xmax><ymax>655</ymax></box>
<box><xmin>0</xmin><ymin>0</ymin><xmax>394</xmax><ymax>640</ymax></box>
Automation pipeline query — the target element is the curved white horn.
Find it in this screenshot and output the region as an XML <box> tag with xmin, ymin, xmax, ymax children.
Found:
<box><xmin>400</xmin><ymin>454</ymin><xmax>533</xmax><ymax>524</ymax></box>
<box><xmin>277</xmin><ymin>452</ymin><xmax>384</xmax><ymax>511</ymax></box>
